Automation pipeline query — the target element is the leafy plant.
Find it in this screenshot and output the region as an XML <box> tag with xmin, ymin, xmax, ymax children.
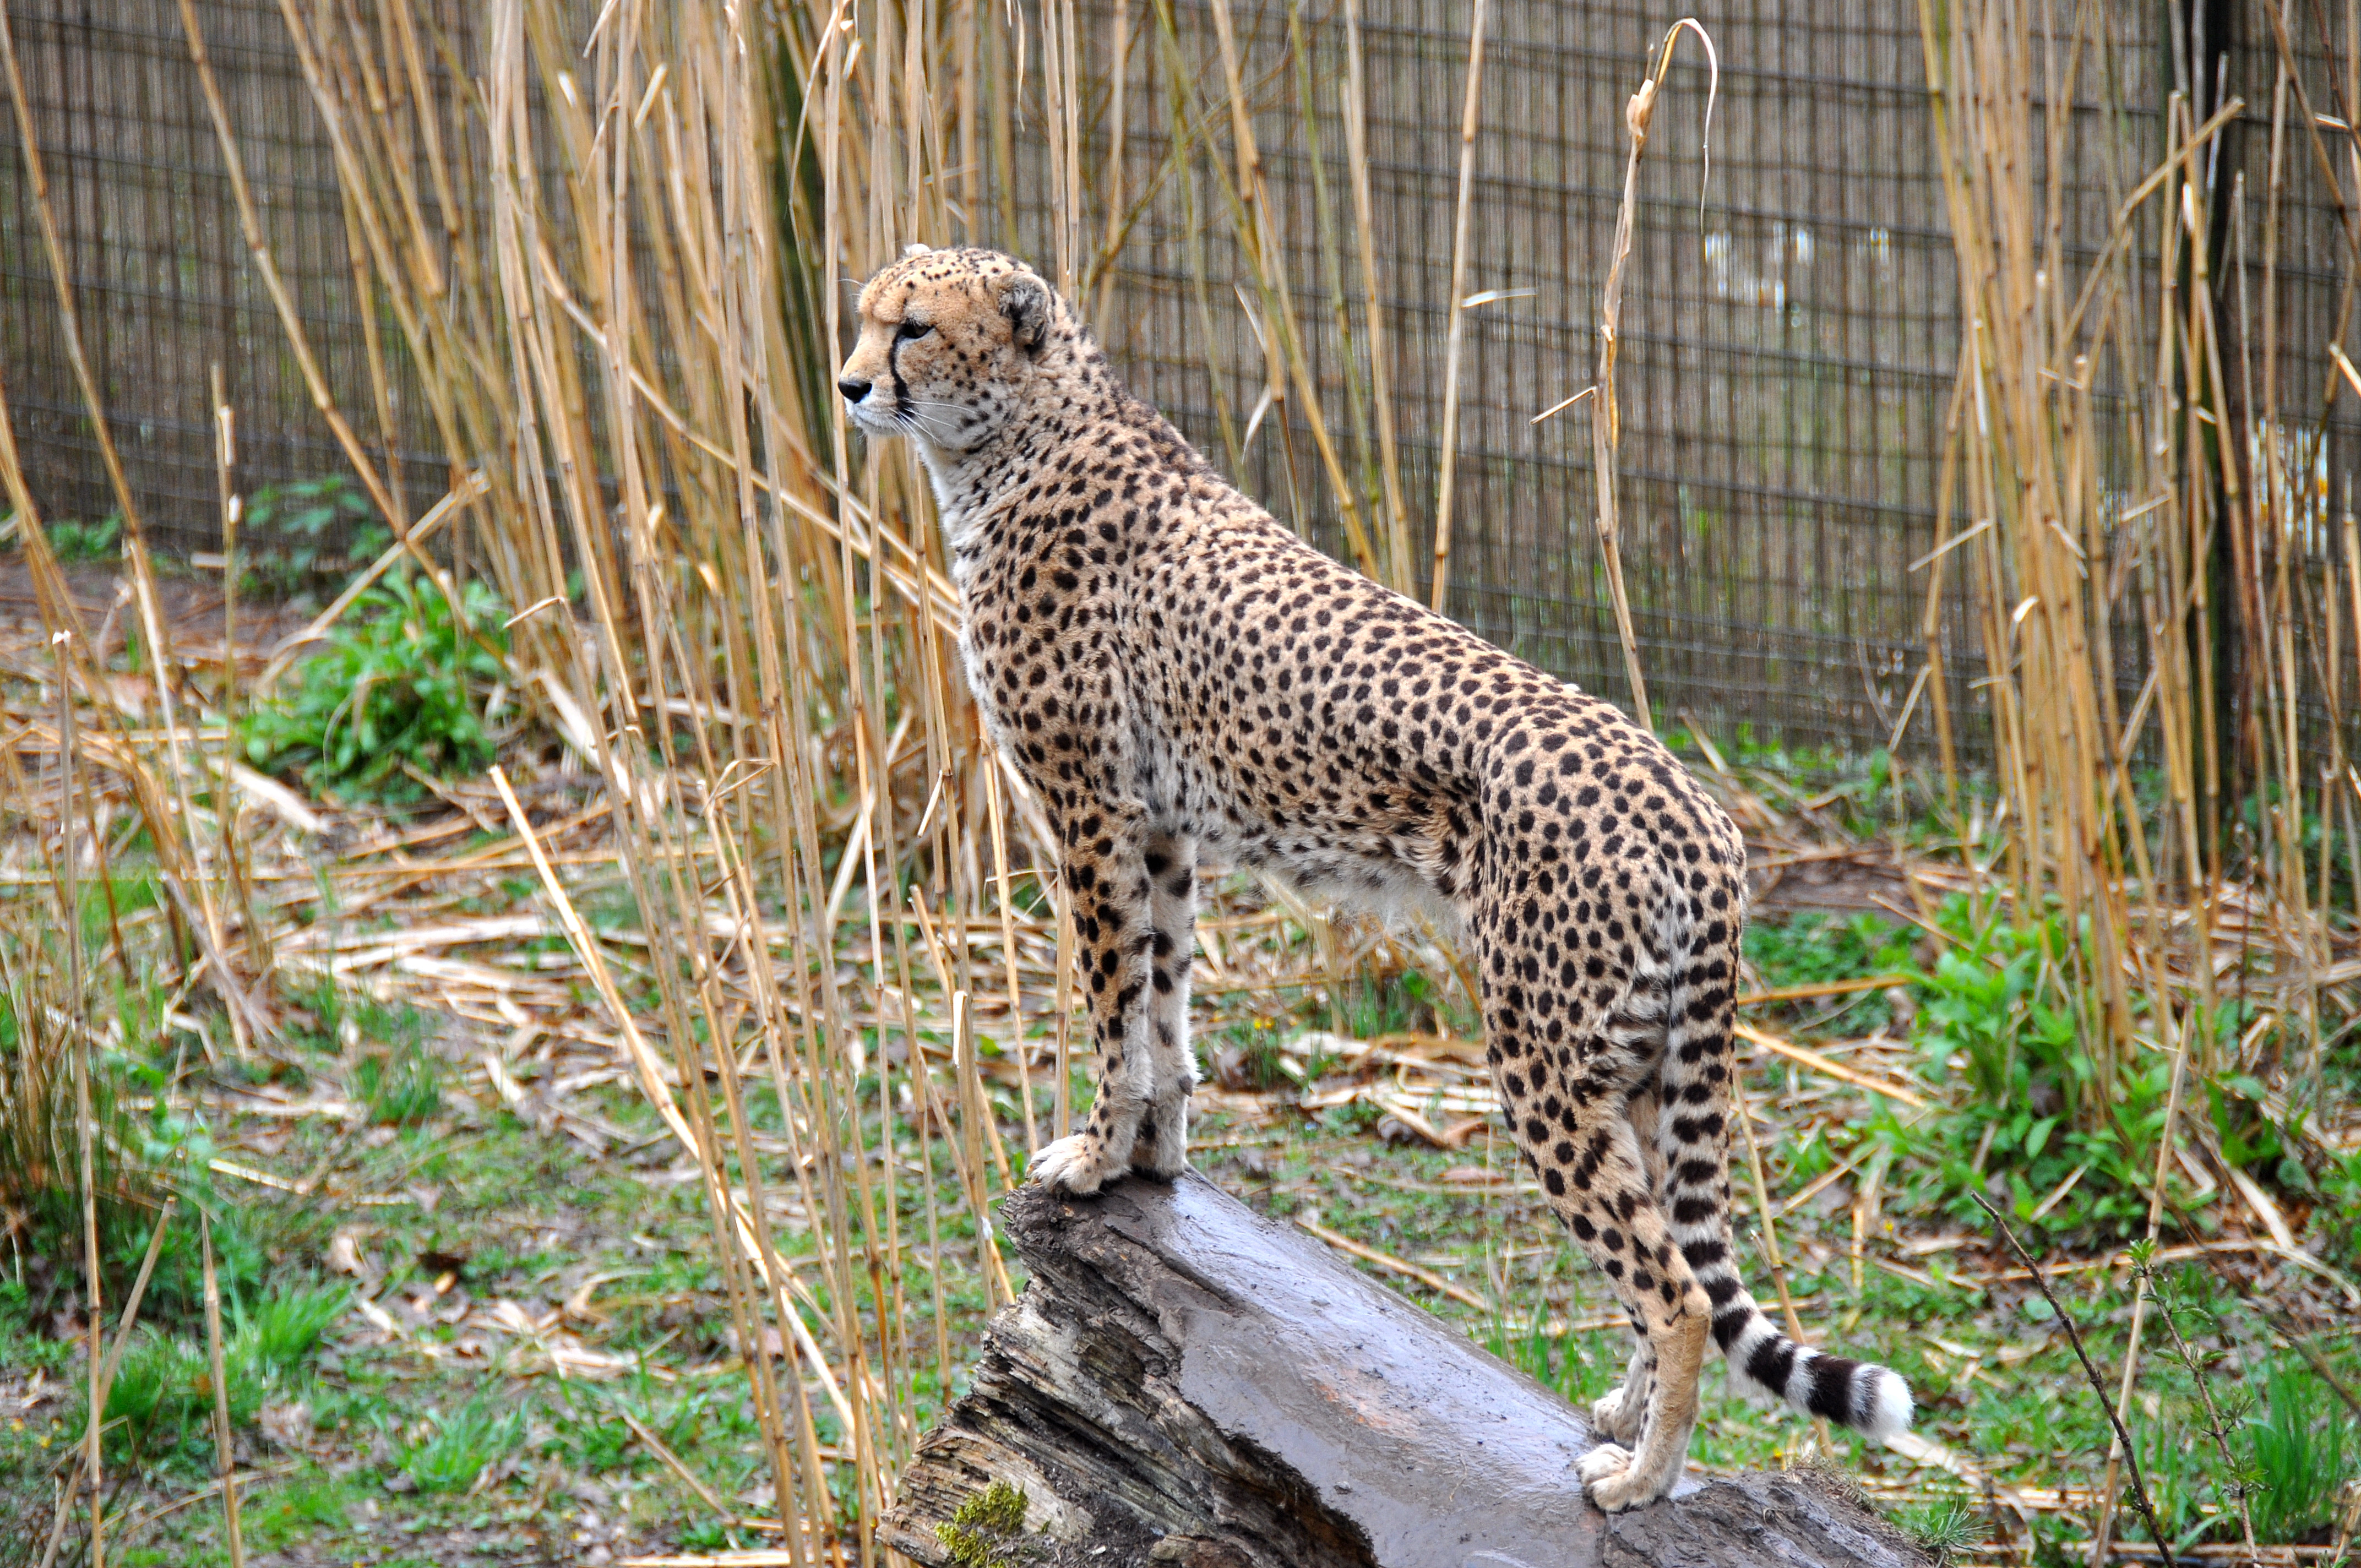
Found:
<box><xmin>2205</xmin><ymin>1075</ymin><xmax>2310</xmax><ymax>1194</ymax></box>
<box><xmin>240</xmin><ymin>567</ymin><xmax>509</xmax><ymax>802</ymax></box>
<box><xmin>238</xmin><ymin>473</ymin><xmax>390</xmax><ymax>601</ymax></box>
<box><xmin>1329</xmin><ymin>962</ymin><xmax>1443</xmax><ymax>1039</ymax></box>
<box><xmin>39</xmin><ymin>513</ymin><xmax>123</xmax><ymax>564</ymax></box>
<box><xmin>1898</xmin><ymin>899</ymin><xmax>2184</xmax><ymax>1239</ymax></box>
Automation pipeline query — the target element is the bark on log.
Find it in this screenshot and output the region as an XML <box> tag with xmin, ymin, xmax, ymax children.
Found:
<box><xmin>882</xmin><ymin>1172</ymin><xmax>1930</xmax><ymax>1568</ymax></box>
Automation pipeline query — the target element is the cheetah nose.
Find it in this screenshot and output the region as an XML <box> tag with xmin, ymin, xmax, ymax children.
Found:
<box><xmin>837</xmin><ymin>376</ymin><xmax>872</xmax><ymax>404</ymax></box>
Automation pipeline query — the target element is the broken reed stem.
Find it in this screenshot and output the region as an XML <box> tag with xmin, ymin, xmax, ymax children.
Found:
<box><xmin>1427</xmin><ymin>0</ymin><xmax>1488</xmax><ymax>614</ymax></box>
<box><xmin>1734</xmin><ymin>1090</ymin><xmax>1807</xmax><ymax>1345</ymax></box>
<box><xmin>1587</xmin><ymin>21</ymin><xmax>1715</xmax><ymax>732</ymax></box>
<box><xmin>201</xmin><ymin>1213</ymin><xmax>248</xmax><ymax>1568</ymax></box>
<box><xmin>59</xmin><ymin>635</ymin><xmax>102</xmax><ymax>1568</ymax></box>
<box><xmin>1973</xmin><ymin>1193</ymin><xmax>2177</xmax><ymax>1568</ymax></box>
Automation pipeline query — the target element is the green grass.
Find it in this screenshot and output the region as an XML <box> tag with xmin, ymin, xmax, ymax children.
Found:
<box><xmin>10</xmin><ymin>879</ymin><xmax>2347</xmax><ymax>1565</ymax></box>
<box><xmin>87</xmin><ymin>1283</ymin><xmax>348</xmax><ymax>1466</ymax></box>
<box><xmin>1743</xmin><ymin>910</ymin><xmax>1915</xmax><ymax>1031</ymax></box>
<box><xmin>356</xmin><ymin>1041</ymin><xmax>447</xmax><ymax>1125</ymax></box>
<box><xmin>401</xmin><ymin>1398</ymin><xmax>529</xmax><ymax>1493</ymax></box>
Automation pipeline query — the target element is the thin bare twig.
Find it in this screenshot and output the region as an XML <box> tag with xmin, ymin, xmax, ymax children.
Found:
<box><xmin>1973</xmin><ymin>1193</ymin><xmax>2177</xmax><ymax>1568</ymax></box>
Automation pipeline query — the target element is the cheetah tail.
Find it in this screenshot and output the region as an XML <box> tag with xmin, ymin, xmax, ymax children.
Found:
<box><xmin>1709</xmin><ymin>1288</ymin><xmax>1914</xmax><ymax>1438</ymax></box>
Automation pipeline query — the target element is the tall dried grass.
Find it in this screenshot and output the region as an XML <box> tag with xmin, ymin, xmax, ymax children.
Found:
<box><xmin>1921</xmin><ymin>1</ymin><xmax>2355</xmax><ymax>1550</ymax></box>
<box><xmin>142</xmin><ymin>0</ymin><xmax>1119</xmax><ymax>1553</ymax></box>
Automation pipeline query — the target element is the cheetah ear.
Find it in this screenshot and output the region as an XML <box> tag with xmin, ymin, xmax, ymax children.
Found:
<box><xmin>999</xmin><ymin>274</ymin><xmax>1050</xmax><ymax>353</ymax></box>
<box><xmin>902</xmin><ymin>241</ymin><xmax>933</xmax><ymax>258</ymax></box>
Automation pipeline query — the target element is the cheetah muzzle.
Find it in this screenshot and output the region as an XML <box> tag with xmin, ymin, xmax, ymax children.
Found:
<box><xmin>838</xmin><ymin>243</ymin><xmax>1914</xmax><ymax>1510</ymax></box>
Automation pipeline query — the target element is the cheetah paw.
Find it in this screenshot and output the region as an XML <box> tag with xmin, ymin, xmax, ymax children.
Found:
<box><xmin>1029</xmin><ymin>1133</ymin><xmax>1120</xmax><ymax>1194</ymax></box>
<box><xmin>1577</xmin><ymin>1444</ymin><xmax>1650</xmax><ymax>1512</ymax></box>
<box><xmin>1591</xmin><ymin>1385</ymin><xmax>1644</xmax><ymax>1444</ymax></box>
<box><xmin>1128</xmin><ymin>1147</ymin><xmax>1188</xmax><ymax>1182</ymax></box>
<box><xmin>1128</xmin><ymin>1121</ymin><xmax>1190</xmax><ymax>1181</ymax></box>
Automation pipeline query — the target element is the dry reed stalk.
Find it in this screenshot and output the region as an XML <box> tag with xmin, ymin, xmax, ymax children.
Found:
<box><xmin>1580</xmin><ymin>21</ymin><xmax>1716</xmax><ymax>732</ymax></box>
<box><xmin>201</xmin><ymin>1213</ymin><xmax>248</xmax><ymax>1568</ymax></box>
<box><xmin>1200</xmin><ymin>0</ymin><xmax>1380</xmax><ymax>579</ymax></box>
<box><xmin>4</xmin><ymin>4</ymin><xmax>277</xmax><ymax>1047</ymax></box>
<box><xmin>208</xmin><ymin>367</ymin><xmax>269</xmax><ymax>982</ymax></box>
<box><xmin>53</xmin><ymin>581</ymin><xmax>104</xmax><ymax>1568</ymax></box>
<box><xmin>1734</xmin><ymin>1091</ymin><xmax>1807</xmax><ymax>1348</ymax></box>
<box><xmin>1426</xmin><ymin>0</ymin><xmax>1488</xmax><ymax>615</ymax></box>
<box><xmin>1921</xmin><ymin>40</ymin><xmax>2351</xmax><ymax>1543</ymax></box>
<box><xmin>1923</xmin><ymin>2</ymin><xmax>2232</xmax><ymax>1108</ymax></box>
<box><xmin>1340</xmin><ymin>0</ymin><xmax>1413</xmax><ymax>596</ymax></box>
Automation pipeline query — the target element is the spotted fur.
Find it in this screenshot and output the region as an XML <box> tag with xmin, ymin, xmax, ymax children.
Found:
<box><xmin>837</xmin><ymin>245</ymin><xmax>1912</xmax><ymax>1511</ymax></box>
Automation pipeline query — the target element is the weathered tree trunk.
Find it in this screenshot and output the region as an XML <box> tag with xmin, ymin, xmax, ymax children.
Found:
<box><xmin>882</xmin><ymin>1173</ymin><xmax>1930</xmax><ymax>1568</ymax></box>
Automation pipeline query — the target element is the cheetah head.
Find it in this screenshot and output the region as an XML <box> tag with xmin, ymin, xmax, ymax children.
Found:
<box><xmin>837</xmin><ymin>245</ymin><xmax>1058</xmax><ymax>454</ymax></box>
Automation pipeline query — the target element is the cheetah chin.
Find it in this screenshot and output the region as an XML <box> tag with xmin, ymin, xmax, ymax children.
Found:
<box><xmin>836</xmin><ymin>244</ymin><xmax>1913</xmax><ymax>1511</ymax></box>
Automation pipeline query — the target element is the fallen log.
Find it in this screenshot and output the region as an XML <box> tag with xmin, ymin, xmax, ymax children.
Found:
<box><xmin>882</xmin><ymin>1172</ymin><xmax>1931</xmax><ymax>1568</ymax></box>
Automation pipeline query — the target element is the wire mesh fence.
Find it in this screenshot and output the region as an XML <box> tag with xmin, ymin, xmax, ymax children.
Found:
<box><xmin>0</xmin><ymin>0</ymin><xmax>463</xmax><ymax>540</ymax></box>
<box><xmin>4</xmin><ymin>0</ymin><xmax>2358</xmax><ymax>770</ymax></box>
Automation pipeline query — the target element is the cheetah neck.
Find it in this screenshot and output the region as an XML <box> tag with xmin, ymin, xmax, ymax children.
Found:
<box><xmin>913</xmin><ymin>332</ymin><xmax>1117</xmax><ymax>585</ymax></box>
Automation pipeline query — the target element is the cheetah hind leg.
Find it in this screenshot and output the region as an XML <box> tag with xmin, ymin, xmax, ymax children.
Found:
<box><xmin>1593</xmin><ymin>1077</ymin><xmax>1667</xmax><ymax>1446</ymax></box>
<box><xmin>1590</xmin><ymin>1330</ymin><xmax>1655</xmax><ymax>1445</ymax></box>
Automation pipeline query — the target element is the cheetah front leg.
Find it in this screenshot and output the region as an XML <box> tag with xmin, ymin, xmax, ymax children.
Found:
<box><xmin>1130</xmin><ymin>830</ymin><xmax>1199</xmax><ymax>1179</ymax></box>
<box><xmin>1029</xmin><ymin>807</ymin><xmax>1158</xmax><ymax>1195</ymax></box>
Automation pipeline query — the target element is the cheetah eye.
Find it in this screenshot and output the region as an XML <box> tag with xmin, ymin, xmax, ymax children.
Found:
<box><xmin>894</xmin><ymin>319</ymin><xmax>933</xmax><ymax>342</ymax></box>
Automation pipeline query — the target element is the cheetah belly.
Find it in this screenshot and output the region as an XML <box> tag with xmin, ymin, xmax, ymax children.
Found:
<box><xmin>1187</xmin><ymin>805</ymin><xmax>1465</xmax><ymax>933</ymax></box>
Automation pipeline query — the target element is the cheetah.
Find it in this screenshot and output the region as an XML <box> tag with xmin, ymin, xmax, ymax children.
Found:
<box><xmin>836</xmin><ymin>245</ymin><xmax>1913</xmax><ymax>1511</ymax></box>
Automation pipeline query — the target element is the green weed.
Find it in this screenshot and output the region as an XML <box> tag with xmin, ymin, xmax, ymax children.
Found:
<box><xmin>236</xmin><ymin>473</ymin><xmax>390</xmax><ymax>602</ymax></box>
<box><xmin>41</xmin><ymin>514</ymin><xmax>123</xmax><ymax>564</ymax></box>
<box><xmin>1893</xmin><ymin>1495</ymin><xmax>1988</xmax><ymax>1565</ymax></box>
<box><xmin>400</xmin><ymin>1399</ymin><xmax>527</xmax><ymax>1493</ymax></box>
<box><xmin>240</xmin><ymin>566</ymin><xmax>508</xmax><ymax>803</ymax></box>
<box><xmin>1896</xmin><ymin>899</ymin><xmax>2184</xmax><ymax>1239</ymax></box>
<box><xmin>1328</xmin><ymin>962</ymin><xmax>1445</xmax><ymax>1040</ymax></box>
<box><xmin>2205</xmin><ymin>1073</ymin><xmax>2311</xmax><ymax>1195</ymax></box>
<box><xmin>236</xmin><ymin>1283</ymin><xmax>348</xmax><ymax>1375</ymax></box>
